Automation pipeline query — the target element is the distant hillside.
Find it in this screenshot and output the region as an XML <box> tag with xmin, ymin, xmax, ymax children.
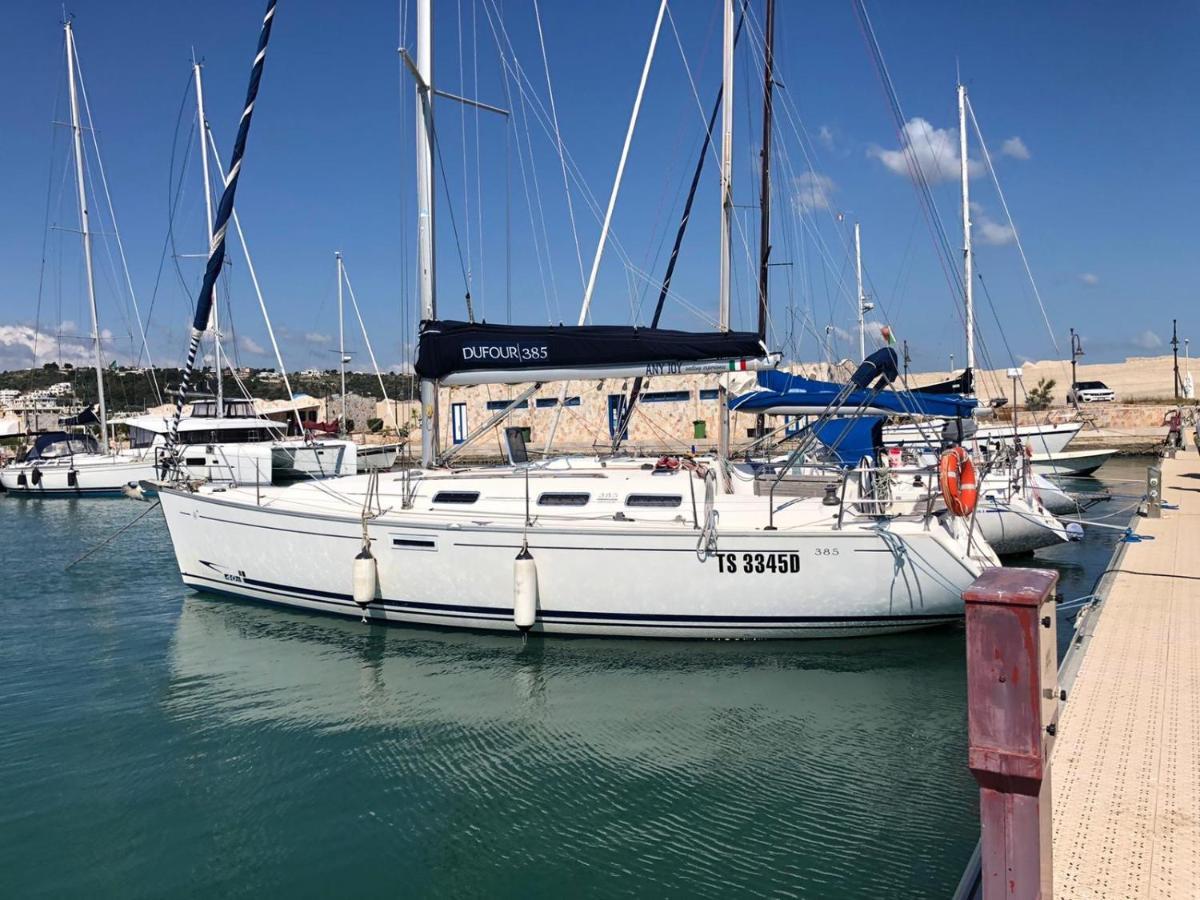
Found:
<box><xmin>0</xmin><ymin>365</ymin><xmax>417</xmax><ymax>413</ymax></box>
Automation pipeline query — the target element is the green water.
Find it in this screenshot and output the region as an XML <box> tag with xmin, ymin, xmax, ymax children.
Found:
<box><xmin>0</xmin><ymin>460</ymin><xmax>1144</xmax><ymax>898</ymax></box>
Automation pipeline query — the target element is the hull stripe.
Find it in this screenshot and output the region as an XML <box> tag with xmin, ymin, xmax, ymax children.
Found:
<box><xmin>185</xmin><ymin>570</ymin><xmax>959</xmax><ymax>628</ymax></box>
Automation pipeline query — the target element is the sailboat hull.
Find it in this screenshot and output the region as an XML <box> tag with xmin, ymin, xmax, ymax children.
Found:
<box><xmin>156</xmin><ymin>486</ymin><xmax>985</xmax><ymax>640</ymax></box>
<box><xmin>0</xmin><ymin>454</ymin><xmax>158</xmax><ymax>496</ymax></box>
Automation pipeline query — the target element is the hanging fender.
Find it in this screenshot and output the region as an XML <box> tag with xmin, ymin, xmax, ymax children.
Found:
<box><xmin>938</xmin><ymin>447</ymin><xmax>978</xmax><ymax>517</ymax></box>
<box><xmin>30</xmin><ymin>467</ymin><xmax>42</xmax><ymax>487</ymax></box>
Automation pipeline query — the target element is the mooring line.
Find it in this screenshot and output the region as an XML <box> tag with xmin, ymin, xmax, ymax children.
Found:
<box><xmin>65</xmin><ymin>500</ymin><xmax>162</xmax><ymax>571</ymax></box>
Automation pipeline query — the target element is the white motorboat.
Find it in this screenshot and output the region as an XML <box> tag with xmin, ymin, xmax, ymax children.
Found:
<box><xmin>123</xmin><ymin>400</ymin><xmax>357</xmax><ymax>485</ymax></box>
<box><xmin>1031</xmin><ymin>448</ymin><xmax>1117</xmax><ymax>478</ymax></box>
<box><xmin>883</xmin><ymin>420</ymin><xmax>1082</xmax><ymax>456</ymax></box>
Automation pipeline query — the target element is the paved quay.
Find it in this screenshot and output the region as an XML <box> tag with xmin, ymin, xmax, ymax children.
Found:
<box><xmin>1053</xmin><ymin>453</ymin><xmax>1200</xmax><ymax>898</ymax></box>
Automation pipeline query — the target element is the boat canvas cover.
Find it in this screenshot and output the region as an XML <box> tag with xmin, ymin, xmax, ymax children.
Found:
<box><xmin>730</xmin><ymin>370</ymin><xmax>977</xmax><ymax>418</ymax></box>
<box><xmin>415</xmin><ymin>320</ymin><xmax>766</xmax><ymax>381</ymax></box>
<box><xmin>812</xmin><ymin>416</ymin><xmax>885</xmax><ymax>467</ymax></box>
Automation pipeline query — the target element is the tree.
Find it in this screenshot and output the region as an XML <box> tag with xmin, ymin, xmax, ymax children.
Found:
<box><xmin>42</xmin><ymin>362</ymin><xmax>58</xmax><ymax>371</ymax></box>
<box><xmin>1026</xmin><ymin>377</ymin><xmax>1056</xmax><ymax>411</ymax></box>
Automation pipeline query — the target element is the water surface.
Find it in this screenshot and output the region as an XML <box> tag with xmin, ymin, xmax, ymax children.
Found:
<box><xmin>0</xmin><ymin>458</ymin><xmax>1145</xmax><ymax>897</ymax></box>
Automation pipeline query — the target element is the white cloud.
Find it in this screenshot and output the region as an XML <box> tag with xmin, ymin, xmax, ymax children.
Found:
<box><xmin>388</xmin><ymin>362</ymin><xmax>415</xmax><ymax>375</ymax></box>
<box><xmin>869</xmin><ymin>117</ymin><xmax>981</xmax><ymax>184</ymax></box>
<box><xmin>817</xmin><ymin>125</ymin><xmax>835</xmax><ymax>150</ymax></box>
<box><xmin>304</xmin><ymin>332</ymin><xmax>331</xmax><ymax>344</ymax></box>
<box><xmin>1132</xmin><ymin>330</ymin><xmax>1162</xmax><ymax>350</ymax></box>
<box><xmin>1079</xmin><ymin>272</ymin><xmax>1100</xmax><ymax>286</ymax></box>
<box><xmin>792</xmin><ymin>171</ymin><xmax>836</xmax><ymax>213</ymax></box>
<box><xmin>971</xmin><ymin>202</ymin><xmax>1016</xmax><ymax>246</ymax></box>
<box><xmin>0</xmin><ymin>324</ymin><xmax>95</xmax><ymax>369</ymax></box>
<box><xmin>1001</xmin><ymin>136</ymin><xmax>1030</xmax><ymax>160</ymax></box>
<box><xmin>238</xmin><ymin>335</ymin><xmax>266</xmax><ymax>355</ymax></box>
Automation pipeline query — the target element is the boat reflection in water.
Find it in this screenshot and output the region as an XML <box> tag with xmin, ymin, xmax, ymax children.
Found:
<box><xmin>165</xmin><ymin>597</ymin><xmax>979</xmax><ymax>896</ymax></box>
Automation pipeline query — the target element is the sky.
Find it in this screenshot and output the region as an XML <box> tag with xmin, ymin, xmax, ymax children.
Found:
<box><xmin>1</xmin><ymin>0</ymin><xmax>1197</xmax><ymax>379</ymax></box>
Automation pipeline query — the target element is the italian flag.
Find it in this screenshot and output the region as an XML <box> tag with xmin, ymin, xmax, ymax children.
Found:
<box><xmin>880</xmin><ymin>325</ymin><xmax>897</xmax><ymax>347</ymax></box>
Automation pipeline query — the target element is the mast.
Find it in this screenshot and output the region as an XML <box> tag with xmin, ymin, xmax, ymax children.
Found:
<box><xmin>754</xmin><ymin>0</ymin><xmax>775</xmax><ymax>442</ymax></box>
<box><xmin>337</xmin><ymin>250</ymin><xmax>347</xmax><ymax>432</ymax></box>
<box><xmin>716</xmin><ymin>0</ymin><xmax>734</xmax><ymax>491</ymax></box>
<box><xmin>167</xmin><ymin>0</ymin><xmax>278</xmax><ymax>453</ymax></box>
<box><xmin>416</xmin><ymin>0</ymin><xmax>438</xmax><ymax>467</ymax></box>
<box><xmin>755</xmin><ymin>0</ymin><xmax>774</xmax><ymax>343</ymax></box>
<box><xmin>854</xmin><ymin>222</ymin><xmax>865</xmax><ymax>361</ymax></box>
<box><xmin>65</xmin><ymin>20</ymin><xmax>108</xmax><ymax>452</ymax></box>
<box><xmin>958</xmin><ymin>82</ymin><xmax>975</xmax><ymax>379</ymax></box>
<box><xmin>194</xmin><ymin>59</ymin><xmax>224</xmax><ymax>417</ymax></box>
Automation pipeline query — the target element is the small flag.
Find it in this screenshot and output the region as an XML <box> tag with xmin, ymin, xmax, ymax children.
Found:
<box><xmin>880</xmin><ymin>325</ymin><xmax>897</xmax><ymax>347</ymax></box>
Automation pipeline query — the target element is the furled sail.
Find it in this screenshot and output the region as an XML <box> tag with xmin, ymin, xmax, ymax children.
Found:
<box><xmin>730</xmin><ymin>369</ymin><xmax>977</xmax><ymax>418</ymax></box>
<box><xmin>415</xmin><ymin>320</ymin><xmax>776</xmax><ymax>386</ymax></box>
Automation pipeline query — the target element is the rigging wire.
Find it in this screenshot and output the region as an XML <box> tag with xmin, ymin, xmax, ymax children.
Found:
<box><xmin>71</xmin><ymin>39</ymin><xmax>162</xmax><ymax>405</ymax></box>
<box><xmin>532</xmin><ymin>0</ymin><xmax>586</xmax><ymax>293</ymax></box>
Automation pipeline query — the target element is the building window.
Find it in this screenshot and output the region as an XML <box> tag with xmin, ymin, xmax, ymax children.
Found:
<box><xmin>535</xmin><ymin>396</ymin><xmax>581</xmax><ymax>408</ymax></box>
<box><xmin>699</xmin><ymin>389</ymin><xmax>719</xmax><ymax>401</ymax></box>
<box><xmin>626</xmin><ymin>494</ymin><xmax>682</xmax><ymax>508</ymax></box>
<box><xmin>641</xmin><ymin>390</ymin><xmax>691</xmax><ymax>403</ymax></box>
<box><xmin>537</xmin><ymin>492</ymin><xmax>590</xmax><ymax>507</ymax></box>
<box><xmin>432</xmin><ymin>491</ymin><xmax>480</xmax><ymax>504</ymax></box>
<box><xmin>485</xmin><ymin>399</ymin><xmax>529</xmax><ymax>411</ymax></box>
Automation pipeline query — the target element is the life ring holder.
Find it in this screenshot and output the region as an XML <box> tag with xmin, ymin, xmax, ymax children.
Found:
<box><xmin>938</xmin><ymin>446</ymin><xmax>978</xmax><ymax>517</ymax></box>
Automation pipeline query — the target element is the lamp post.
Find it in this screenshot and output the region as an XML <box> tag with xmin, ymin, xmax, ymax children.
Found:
<box><xmin>902</xmin><ymin>339</ymin><xmax>910</xmax><ymax>380</ymax></box>
<box><xmin>1172</xmin><ymin>319</ymin><xmax>1180</xmax><ymax>399</ymax></box>
<box><xmin>950</xmin><ymin>353</ymin><xmax>955</xmax><ymax>376</ymax></box>
<box><xmin>1008</xmin><ymin>368</ymin><xmax>1023</xmax><ymax>442</ymax></box>
<box><xmin>1070</xmin><ymin>328</ymin><xmax>1084</xmax><ymax>408</ymax></box>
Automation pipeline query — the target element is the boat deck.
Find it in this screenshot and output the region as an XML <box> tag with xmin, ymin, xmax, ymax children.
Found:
<box><xmin>1053</xmin><ymin>452</ymin><xmax>1200</xmax><ymax>897</ymax></box>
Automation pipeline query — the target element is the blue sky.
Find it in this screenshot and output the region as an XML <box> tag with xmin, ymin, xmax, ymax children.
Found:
<box><xmin>1</xmin><ymin>0</ymin><xmax>1197</xmax><ymax>377</ymax></box>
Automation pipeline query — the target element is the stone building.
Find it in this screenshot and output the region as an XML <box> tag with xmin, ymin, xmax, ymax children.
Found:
<box><xmin>374</xmin><ymin>365</ymin><xmax>846</xmax><ymax>460</ymax></box>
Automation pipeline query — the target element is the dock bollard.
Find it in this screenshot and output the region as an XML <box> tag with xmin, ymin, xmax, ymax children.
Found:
<box><xmin>964</xmin><ymin>567</ymin><xmax>1060</xmax><ymax>900</ymax></box>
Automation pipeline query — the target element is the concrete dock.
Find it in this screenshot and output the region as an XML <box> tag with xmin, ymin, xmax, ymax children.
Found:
<box><xmin>1052</xmin><ymin>453</ymin><xmax>1200</xmax><ymax>897</ymax></box>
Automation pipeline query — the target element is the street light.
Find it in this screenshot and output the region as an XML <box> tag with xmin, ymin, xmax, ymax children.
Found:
<box><xmin>1069</xmin><ymin>327</ymin><xmax>1084</xmax><ymax>407</ymax></box>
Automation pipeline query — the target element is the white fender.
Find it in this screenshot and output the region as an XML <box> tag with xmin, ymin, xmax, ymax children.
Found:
<box><xmin>352</xmin><ymin>549</ymin><xmax>377</xmax><ymax>606</ymax></box>
<box><xmin>513</xmin><ymin>547</ymin><xmax>538</xmax><ymax>632</ymax></box>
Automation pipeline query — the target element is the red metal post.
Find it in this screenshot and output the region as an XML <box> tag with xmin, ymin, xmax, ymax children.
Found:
<box><xmin>964</xmin><ymin>567</ymin><xmax>1060</xmax><ymax>900</ymax></box>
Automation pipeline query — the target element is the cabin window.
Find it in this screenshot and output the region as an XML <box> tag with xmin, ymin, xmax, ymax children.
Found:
<box><xmin>392</xmin><ymin>537</ymin><xmax>436</xmax><ymax>550</ymax></box>
<box><xmin>626</xmin><ymin>494</ymin><xmax>682</xmax><ymax>508</ymax></box>
<box><xmin>641</xmin><ymin>390</ymin><xmax>691</xmax><ymax>404</ymax></box>
<box><xmin>537</xmin><ymin>492</ymin><xmax>589</xmax><ymax>507</ymax></box>
<box><xmin>129</xmin><ymin>427</ymin><xmax>156</xmax><ymax>449</ymax></box>
<box><xmin>432</xmin><ymin>491</ymin><xmax>480</xmax><ymax>504</ymax></box>
<box><xmin>485</xmin><ymin>399</ymin><xmax>529</xmax><ymax>411</ymax></box>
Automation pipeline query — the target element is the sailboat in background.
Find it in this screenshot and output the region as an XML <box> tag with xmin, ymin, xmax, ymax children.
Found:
<box><xmin>1</xmin><ymin>19</ymin><xmax>159</xmax><ymax>495</ymax></box>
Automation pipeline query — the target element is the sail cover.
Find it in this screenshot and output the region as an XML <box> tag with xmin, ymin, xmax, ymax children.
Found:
<box><xmin>730</xmin><ymin>370</ymin><xmax>977</xmax><ymax>418</ymax></box>
<box><xmin>916</xmin><ymin>368</ymin><xmax>974</xmax><ymax>396</ymax></box>
<box><xmin>415</xmin><ymin>320</ymin><xmax>771</xmax><ymax>385</ymax></box>
<box><xmin>812</xmin><ymin>416</ymin><xmax>885</xmax><ymax>467</ymax></box>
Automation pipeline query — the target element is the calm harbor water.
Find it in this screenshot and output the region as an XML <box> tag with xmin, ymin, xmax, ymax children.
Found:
<box><xmin>0</xmin><ymin>458</ymin><xmax>1146</xmax><ymax>898</ymax></box>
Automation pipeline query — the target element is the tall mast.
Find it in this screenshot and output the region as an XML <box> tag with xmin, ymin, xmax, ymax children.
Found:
<box><xmin>416</xmin><ymin>0</ymin><xmax>438</xmax><ymax>467</ymax></box>
<box><xmin>194</xmin><ymin>59</ymin><xmax>224</xmax><ymax>417</ymax></box>
<box><xmin>854</xmin><ymin>222</ymin><xmax>865</xmax><ymax>360</ymax></box>
<box><xmin>755</xmin><ymin>0</ymin><xmax>774</xmax><ymax>343</ymax></box>
<box><xmin>716</xmin><ymin>0</ymin><xmax>734</xmax><ymax>491</ymax></box>
<box><xmin>64</xmin><ymin>21</ymin><xmax>108</xmax><ymax>452</ymax></box>
<box><xmin>336</xmin><ymin>250</ymin><xmax>347</xmax><ymax>432</ymax></box>
<box><xmin>958</xmin><ymin>82</ymin><xmax>975</xmax><ymax>378</ymax></box>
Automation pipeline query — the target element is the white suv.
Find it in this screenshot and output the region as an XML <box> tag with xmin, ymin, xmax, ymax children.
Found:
<box><xmin>1067</xmin><ymin>380</ymin><xmax>1116</xmax><ymax>404</ymax></box>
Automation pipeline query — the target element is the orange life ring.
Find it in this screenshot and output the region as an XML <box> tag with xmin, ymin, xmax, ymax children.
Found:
<box><xmin>938</xmin><ymin>446</ymin><xmax>978</xmax><ymax>517</ymax></box>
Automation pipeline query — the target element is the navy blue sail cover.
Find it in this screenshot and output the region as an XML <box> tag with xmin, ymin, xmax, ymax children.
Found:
<box><xmin>812</xmin><ymin>416</ymin><xmax>885</xmax><ymax>466</ymax></box>
<box><xmin>414</xmin><ymin>320</ymin><xmax>766</xmax><ymax>380</ymax></box>
<box><xmin>730</xmin><ymin>369</ymin><xmax>977</xmax><ymax>418</ymax></box>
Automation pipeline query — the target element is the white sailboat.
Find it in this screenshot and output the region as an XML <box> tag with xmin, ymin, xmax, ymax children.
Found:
<box><xmin>1</xmin><ymin>21</ymin><xmax>159</xmax><ymax>496</ymax></box>
<box><xmin>152</xmin><ymin>0</ymin><xmax>998</xmax><ymax>639</ymax></box>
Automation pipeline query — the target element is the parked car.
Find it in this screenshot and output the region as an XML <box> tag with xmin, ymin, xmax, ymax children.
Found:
<box><xmin>1067</xmin><ymin>380</ymin><xmax>1116</xmax><ymax>404</ymax></box>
